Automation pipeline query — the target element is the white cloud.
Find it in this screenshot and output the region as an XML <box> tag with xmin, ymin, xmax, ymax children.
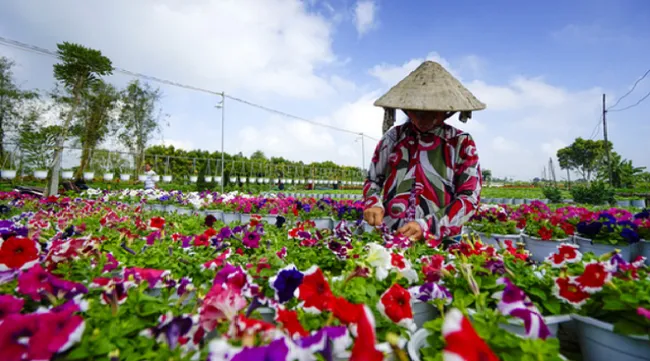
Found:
<box><xmin>354</xmin><ymin>1</ymin><xmax>378</xmax><ymax>36</ymax></box>
<box><xmin>3</xmin><ymin>0</ymin><xmax>338</xmax><ymax>100</ymax></box>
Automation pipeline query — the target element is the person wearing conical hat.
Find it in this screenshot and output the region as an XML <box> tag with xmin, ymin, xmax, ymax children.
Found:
<box><xmin>363</xmin><ymin>61</ymin><xmax>485</xmax><ymax>247</ymax></box>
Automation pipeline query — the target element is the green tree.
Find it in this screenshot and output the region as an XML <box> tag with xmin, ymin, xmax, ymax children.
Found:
<box><xmin>481</xmin><ymin>169</ymin><xmax>492</xmax><ymax>186</ymax></box>
<box><xmin>0</xmin><ymin>56</ymin><xmax>38</xmax><ymax>161</ymax></box>
<box><xmin>73</xmin><ymin>80</ymin><xmax>119</xmax><ymax>178</ymax></box>
<box><xmin>598</xmin><ymin>152</ymin><xmax>646</xmax><ymax>188</ymax></box>
<box><xmin>46</xmin><ymin>42</ymin><xmax>113</xmax><ymax>196</ymax></box>
<box><xmin>17</xmin><ymin>111</ymin><xmax>61</xmax><ymax>170</ymax></box>
<box><xmin>117</xmin><ymin>80</ymin><xmax>164</xmax><ymax>174</ymax></box>
<box><xmin>556</xmin><ymin>138</ymin><xmax>610</xmax><ymax>182</ymax></box>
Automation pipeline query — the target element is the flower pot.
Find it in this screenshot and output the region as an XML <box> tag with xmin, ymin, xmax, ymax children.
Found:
<box><xmin>83</xmin><ymin>172</ymin><xmax>95</xmax><ymax>181</ymax></box>
<box><xmin>498</xmin><ymin>314</ymin><xmax>570</xmax><ymax>339</ymax></box>
<box><xmin>412</xmin><ymin>301</ymin><xmax>439</xmax><ymax>329</ymax></box>
<box><xmin>229</xmin><ymin>177</ymin><xmax>237</xmax><ymax>183</ymax></box>
<box><xmin>616</xmin><ymin>200</ymin><xmax>632</xmax><ymax>207</ymax></box>
<box><xmin>138</xmin><ymin>175</ymin><xmax>148</xmax><ymax>182</ymax></box>
<box><xmin>1</xmin><ymin>169</ymin><xmax>17</xmax><ymax>179</ymax></box>
<box><xmin>204</xmin><ymin>176</ymin><xmax>213</xmax><ymax>182</ymax></box>
<box><xmin>61</xmin><ymin>171</ymin><xmax>74</xmax><ymax>180</ymax></box>
<box><xmin>175</xmin><ymin>207</ymin><xmax>192</xmax><ymax>216</ymax></box>
<box><xmin>223</xmin><ymin>212</ymin><xmax>241</xmax><ymax>224</ymax></box>
<box><xmin>523</xmin><ymin>234</ymin><xmax>571</xmax><ymax>263</ymax></box>
<box><xmin>240</xmin><ymin>213</ymin><xmax>251</xmax><ymax>224</ymax></box>
<box><xmin>482</xmin><ymin>197</ymin><xmax>493</xmax><ymax>204</ymax></box>
<box><xmin>190</xmin><ymin>176</ymin><xmax>198</xmax><ymax>183</ymax></box>
<box><xmin>120</xmin><ymin>174</ymin><xmax>131</xmax><ymax>181</ymax></box>
<box><xmin>249</xmin><ymin>177</ymin><xmax>257</xmax><ymax>183</ymax></box>
<box><xmin>34</xmin><ymin>170</ymin><xmax>48</xmax><ymax>179</ymax></box>
<box><xmin>502</xmin><ymin>198</ymin><xmax>514</xmax><ymax>205</ymax></box>
<box><xmin>474</xmin><ymin>231</ymin><xmax>521</xmax><ymax>248</ymax></box>
<box><xmin>312</xmin><ymin>218</ymin><xmax>333</xmax><ymax>230</ymax></box>
<box><xmin>205</xmin><ymin>210</ymin><xmax>223</xmax><ymax>221</ymax></box>
<box><xmin>631</xmin><ymin>199</ymin><xmax>646</xmax><ymax>208</ymax></box>
<box><xmin>151</xmin><ymin>204</ymin><xmax>166</xmax><ymax>212</ymax></box>
<box><xmin>513</xmin><ymin>198</ymin><xmax>525</xmax><ymax>205</ymax></box>
<box><xmin>407</xmin><ymin>329</ymin><xmax>429</xmax><ymax>361</ymax></box>
<box><xmin>573</xmin><ymin>235</ymin><xmax>636</xmax><ymax>262</ymax></box>
<box><xmin>103</xmin><ymin>173</ymin><xmax>114</xmax><ymax>181</ymax></box>
<box><xmin>152</xmin><ymin>175</ymin><xmax>160</xmax><ymax>182</ymax></box>
<box><xmin>263</xmin><ymin>215</ymin><xmax>278</xmax><ymax>224</ymax></box>
<box><xmin>639</xmin><ymin>240</ymin><xmax>650</xmax><ymax>265</ymax></box>
<box><xmin>166</xmin><ymin>205</ymin><xmax>178</xmax><ymax>214</ymax></box>
<box><xmin>162</xmin><ymin>175</ymin><xmax>172</xmax><ymax>183</ymax></box>
<box><xmin>214</xmin><ymin>176</ymin><xmax>222</xmax><ymax>184</ymax></box>
<box><xmin>257</xmin><ymin>307</ymin><xmax>275</xmax><ymax>324</ymax></box>
<box><xmin>573</xmin><ymin>314</ymin><xmax>650</xmax><ymax>361</ymax></box>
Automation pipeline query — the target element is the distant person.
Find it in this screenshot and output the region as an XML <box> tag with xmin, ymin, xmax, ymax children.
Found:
<box><xmin>144</xmin><ymin>163</ymin><xmax>157</xmax><ymax>190</ymax></box>
<box><xmin>363</xmin><ymin>61</ymin><xmax>484</xmax><ymax>247</ymax></box>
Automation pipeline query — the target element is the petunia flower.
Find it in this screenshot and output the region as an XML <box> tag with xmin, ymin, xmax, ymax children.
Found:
<box><xmin>140</xmin><ymin>312</ymin><xmax>200</xmax><ymax>351</ymax></box>
<box><xmin>376</xmin><ymin>283</ymin><xmax>415</xmax><ymax>331</ymax></box>
<box><xmin>409</xmin><ymin>282</ymin><xmax>452</xmax><ymax>305</ymax></box>
<box><xmin>546</xmin><ymin>243</ymin><xmax>582</xmax><ymax>268</ymax></box>
<box><xmin>0</xmin><ymin>313</ymin><xmax>40</xmax><ymax>361</ymax></box>
<box><xmin>494</xmin><ymin>278</ymin><xmax>550</xmax><ymax>339</ymax></box>
<box><xmin>275</xmin><ymin>308</ymin><xmax>308</xmax><ymax>339</ymax></box>
<box><xmin>242</xmin><ymin>231</ymin><xmax>261</xmax><ymax>249</ymax></box>
<box><xmin>0</xmin><ymin>236</ymin><xmax>40</xmax><ymax>271</ymax></box>
<box><xmin>91</xmin><ymin>277</ymin><xmax>136</xmax><ymax>306</ymax></box>
<box><xmin>390</xmin><ymin>253</ymin><xmax>419</xmax><ymax>284</ymax></box>
<box><xmin>574</xmin><ymin>261</ymin><xmax>612</xmax><ymax>293</ymax></box>
<box><xmin>18</xmin><ymin>264</ymin><xmax>87</xmax><ymax>302</ymax></box>
<box><xmin>207</xmin><ymin>337</ymin><xmax>291</xmax><ymax>361</ymax></box>
<box><xmin>349</xmin><ymin>305</ymin><xmax>383</xmax><ymax>361</ymax></box>
<box><xmin>229</xmin><ymin>314</ymin><xmax>277</xmax><ymax>340</ymax></box>
<box><xmin>0</xmin><ymin>295</ymin><xmax>24</xmax><ymax>324</ymax></box>
<box><xmin>29</xmin><ymin>301</ymin><xmax>86</xmax><ymax>360</ymax></box>
<box><xmin>202</xmin><ymin>249</ymin><xmax>231</xmax><ymax>270</ymax></box>
<box><xmin>295</xmin><ymin>266</ymin><xmax>333</xmax><ymax>314</ymax></box>
<box><xmin>553</xmin><ymin>276</ymin><xmax>590</xmax><ymax>308</ymax></box>
<box><xmin>637</xmin><ymin>307</ymin><xmax>650</xmax><ymax>321</ymax></box>
<box><xmin>102</xmin><ymin>253</ymin><xmax>120</xmax><ymax>273</ymax></box>
<box><xmin>441</xmin><ymin>308</ymin><xmax>499</xmax><ymax>361</ymax></box>
<box><xmin>269</xmin><ymin>264</ymin><xmax>304</xmax><ymax>304</ymax></box>
<box><xmin>365</xmin><ymin>243</ymin><xmax>392</xmax><ymax>281</ymax></box>
<box><xmin>296</xmin><ymin>326</ymin><xmax>352</xmax><ymax>360</ymax></box>
<box><xmin>123</xmin><ymin>267</ymin><xmax>170</xmax><ymax>288</ymax></box>
<box><xmin>148</xmin><ymin>216</ymin><xmax>166</xmax><ymax>230</ymax></box>
<box><xmin>200</xmin><ymin>284</ymin><xmax>247</xmax><ymax>331</ymax></box>
<box><xmin>205</xmin><ymin>214</ymin><xmax>217</xmax><ymax>228</ymax></box>
<box><xmin>0</xmin><ymin>270</ymin><xmax>17</xmax><ymax>285</ymax></box>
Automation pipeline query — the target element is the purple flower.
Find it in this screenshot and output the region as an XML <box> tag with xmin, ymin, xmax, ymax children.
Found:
<box><xmin>243</xmin><ymin>231</ymin><xmax>261</xmax><ymax>249</ymax></box>
<box><xmin>176</xmin><ymin>277</ymin><xmax>193</xmax><ymax>296</ymax></box>
<box><xmin>269</xmin><ymin>265</ymin><xmax>304</xmax><ymax>303</ymax></box>
<box><xmin>140</xmin><ymin>312</ymin><xmax>199</xmax><ymax>351</ymax></box>
<box><xmin>408</xmin><ymin>282</ymin><xmax>452</xmax><ymax>304</ymax></box>
<box><xmin>146</xmin><ymin>230</ymin><xmax>162</xmax><ymax>246</ymax></box>
<box><xmin>0</xmin><ymin>270</ymin><xmax>17</xmax><ymax>285</ymax></box>
<box><xmin>296</xmin><ymin>326</ymin><xmax>352</xmax><ymax>360</ymax></box>
<box><xmin>275</xmin><ymin>216</ymin><xmax>286</xmax><ymax>228</ymax></box>
<box><xmin>484</xmin><ymin>259</ymin><xmax>506</xmax><ymax>275</ymax></box>
<box><xmin>495</xmin><ymin>277</ymin><xmax>550</xmax><ymax>340</ymax></box>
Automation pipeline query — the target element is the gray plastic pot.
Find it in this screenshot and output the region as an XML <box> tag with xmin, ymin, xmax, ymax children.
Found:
<box><xmin>482</xmin><ymin>197</ymin><xmax>493</xmax><ymax>204</ymax></box>
<box><xmin>223</xmin><ymin>212</ymin><xmax>241</xmax><ymax>224</ymax></box>
<box><xmin>313</xmin><ymin>218</ymin><xmax>333</xmax><ymax>230</ymax></box>
<box><xmin>263</xmin><ymin>215</ymin><xmax>279</xmax><ymax>224</ymax></box>
<box><xmin>573</xmin><ymin>314</ymin><xmax>650</xmax><ymax>361</ymax></box>
<box><xmin>412</xmin><ymin>301</ymin><xmax>439</xmax><ymax>329</ymax></box>
<box><xmin>467</xmin><ymin>309</ymin><xmax>570</xmax><ymax>339</ymax></box>
<box><xmin>240</xmin><ymin>213</ymin><xmax>251</xmax><ymax>224</ymax></box>
<box><xmin>638</xmin><ymin>240</ymin><xmax>650</xmax><ymax>265</ymax></box>
<box><xmin>150</xmin><ymin>204</ymin><xmax>166</xmax><ymax>212</ymax></box>
<box><xmin>502</xmin><ymin>198</ymin><xmax>514</xmax><ymax>205</ymax></box>
<box><xmin>573</xmin><ymin>235</ymin><xmax>636</xmax><ymax>262</ymax></box>
<box><xmin>631</xmin><ymin>199</ymin><xmax>646</xmax><ymax>208</ymax></box>
<box><xmin>175</xmin><ymin>207</ymin><xmax>192</xmax><ymax>215</ymax></box>
<box><xmin>257</xmin><ymin>307</ymin><xmax>275</xmax><ymax>324</ymax></box>
<box><xmin>616</xmin><ymin>200</ymin><xmax>632</xmax><ymax>207</ymax></box>
<box><xmin>513</xmin><ymin>198</ymin><xmax>525</xmax><ymax>205</ymax></box>
<box><xmin>204</xmin><ymin>210</ymin><xmax>223</xmax><ymax>221</ymax></box>
<box><xmin>523</xmin><ymin>235</ymin><xmax>571</xmax><ymax>263</ymax></box>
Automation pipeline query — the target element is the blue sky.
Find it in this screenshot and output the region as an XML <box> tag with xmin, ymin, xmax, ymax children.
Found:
<box><xmin>0</xmin><ymin>0</ymin><xmax>648</xmax><ymax>180</ymax></box>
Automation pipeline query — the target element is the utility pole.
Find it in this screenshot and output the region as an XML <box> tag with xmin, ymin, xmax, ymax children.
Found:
<box><xmin>602</xmin><ymin>93</ymin><xmax>613</xmax><ymax>186</ymax></box>
<box><xmin>216</xmin><ymin>93</ymin><xmax>225</xmax><ymax>194</ymax></box>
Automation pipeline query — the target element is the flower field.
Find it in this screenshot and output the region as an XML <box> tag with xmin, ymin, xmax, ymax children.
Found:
<box><xmin>0</xmin><ymin>190</ymin><xmax>649</xmax><ymax>361</ymax></box>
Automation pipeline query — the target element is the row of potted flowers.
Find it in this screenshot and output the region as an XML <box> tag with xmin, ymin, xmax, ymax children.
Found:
<box><xmin>1</xmin><ymin>192</ymin><xmax>649</xmax><ymax>360</ymax></box>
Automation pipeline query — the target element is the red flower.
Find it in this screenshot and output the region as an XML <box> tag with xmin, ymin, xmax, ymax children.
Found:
<box><xmin>390</xmin><ymin>253</ymin><xmax>406</xmax><ymax>269</ymax></box>
<box><xmin>0</xmin><ymin>237</ymin><xmax>40</xmax><ymax>271</ymax></box>
<box><xmin>560</xmin><ymin>222</ymin><xmax>575</xmax><ymax>236</ymax></box>
<box><xmin>538</xmin><ymin>226</ymin><xmax>552</xmax><ymax>241</ymax></box>
<box><xmin>546</xmin><ymin>244</ymin><xmax>582</xmax><ymax>268</ymax></box>
<box><xmin>442</xmin><ymin>308</ymin><xmax>499</xmax><ymax>361</ymax></box>
<box><xmin>349</xmin><ymin>305</ymin><xmax>383</xmax><ymax>361</ymax></box>
<box><xmin>553</xmin><ymin>277</ymin><xmax>590</xmax><ymax>307</ymax></box>
<box><xmin>331</xmin><ymin>296</ymin><xmax>361</xmax><ymax>325</ymax></box>
<box><xmin>275</xmin><ymin>308</ymin><xmax>308</xmax><ymax>338</ymax></box>
<box><xmin>575</xmin><ymin>261</ymin><xmax>611</xmax><ymax>293</ymax></box>
<box><xmin>295</xmin><ymin>266</ymin><xmax>332</xmax><ymax>313</ymax></box>
<box><xmin>516</xmin><ymin>218</ymin><xmax>527</xmax><ymax>229</ymax></box>
<box><xmin>376</xmin><ymin>284</ymin><xmax>415</xmax><ymax>331</ymax></box>
<box><xmin>148</xmin><ymin>217</ymin><xmax>166</xmax><ymax>230</ymax></box>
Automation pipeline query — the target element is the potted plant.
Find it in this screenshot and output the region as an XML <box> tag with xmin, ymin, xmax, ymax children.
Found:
<box><xmin>635</xmin><ymin>210</ymin><xmax>649</xmax><ymax>265</ymax></box>
<box><xmin>162</xmin><ymin>175</ymin><xmax>173</xmax><ymax>183</ymax></box>
<box><xmin>103</xmin><ymin>172</ymin><xmax>114</xmax><ymax>181</ymax></box>
<box><xmin>34</xmin><ymin>169</ymin><xmax>48</xmax><ymax>179</ymax></box>
<box><xmin>61</xmin><ymin>169</ymin><xmax>74</xmax><ymax>180</ymax></box>
<box><xmin>522</xmin><ymin>216</ymin><xmax>573</xmax><ymax>262</ymax></box>
<box><xmin>83</xmin><ymin>171</ymin><xmax>95</xmax><ymax>181</ymax></box>
<box><xmin>467</xmin><ymin>206</ymin><xmax>521</xmax><ymax>247</ymax></box>
<box><xmin>574</xmin><ymin>211</ymin><xmax>641</xmax><ymax>261</ymax></box>
<box><xmin>120</xmin><ymin>173</ymin><xmax>131</xmax><ymax>181</ymax></box>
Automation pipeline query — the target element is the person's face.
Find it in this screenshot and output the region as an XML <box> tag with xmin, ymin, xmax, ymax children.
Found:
<box><xmin>145</xmin><ymin>164</ymin><xmax>151</xmax><ymax>172</ymax></box>
<box><xmin>406</xmin><ymin>110</ymin><xmax>447</xmax><ymax>132</ymax></box>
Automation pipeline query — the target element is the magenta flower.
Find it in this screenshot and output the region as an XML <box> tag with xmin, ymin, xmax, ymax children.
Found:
<box><xmin>30</xmin><ymin>302</ymin><xmax>86</xmax><ymax>359</ymax></box>
<box><xmin>123</xmin><ymin>267</ymin><xmax>170</xmax><ymax>288</ymax></box>
<box><xmin>17</xmin><ymin>264</ymin><xmax>87</xmax><ymax>301</ymax></box>
<box><xmin>102</xmin><ymin>253</ymin><xmax>119</xmax><ymax>273</ymax></box>
<box><xmin>638</xmin><ymin>307</ymin><xmax>650</xmax><ymax>321</ymax></box>
<box><xmin>242</xmin><ymin>231</ymin><xmax>261</xmax><ymax>249</ymax></box>
<box><xmin>0</xmin><ymin>295</ymin><xmax>24</xmax><ymax>324</ymax></box>
<box><xmin>0</xmin><ymin>313</ymin><xmax>39</xmax><ymax>361</ymax></box>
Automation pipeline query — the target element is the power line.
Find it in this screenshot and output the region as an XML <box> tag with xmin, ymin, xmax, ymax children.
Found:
<box><xmin>607</xmin><ymin>89</ymin><xmax>650</xmax><ymax>113</ymax></box>
<box><xmin>0</xmin><ymin>35</ymin><xmax>381</xmax><ymax>141</ymax></box>
<box><xmin>588</xmin><ymin>116</ymin><xmax>602</xmax><ymax>140</ymax></box>
<box><xmin>607</xmin><ymin>67</ymin><xmax>650</xmax><ymax>111</ymax></box>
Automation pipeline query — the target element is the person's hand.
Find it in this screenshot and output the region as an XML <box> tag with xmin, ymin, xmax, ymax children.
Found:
<box><xmin>363</xmin><ymin>207</ymin><xmax>384</xmax><ymax>226</ymax></box>
<box><xmin>397</xmin><ymin>221</ymin><xmax>424</xmax><ymax>240</ymax></box>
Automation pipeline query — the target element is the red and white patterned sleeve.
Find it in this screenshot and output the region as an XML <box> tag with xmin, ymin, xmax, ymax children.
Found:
<box><xmin>363</xmin><ymin>129</ymin><xmax>396</xmax><ymax>210</ymax></box>
<box><xmin>426</xmin><ymin>133</ymin><xmax>482</xmax><ymax>242</ymax></box>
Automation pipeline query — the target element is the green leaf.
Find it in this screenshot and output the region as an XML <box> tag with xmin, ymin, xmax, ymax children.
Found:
<box><xmin>528</xmin><ymin>287</ymin><xmax>547</xmax><ymax>301</ymax></box>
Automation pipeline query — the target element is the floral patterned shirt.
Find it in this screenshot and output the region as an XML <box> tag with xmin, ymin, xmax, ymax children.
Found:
<box><xmin>363</xmin><ymin>121</ymin><xmax>482</xmax><ymax>245</ymax></box>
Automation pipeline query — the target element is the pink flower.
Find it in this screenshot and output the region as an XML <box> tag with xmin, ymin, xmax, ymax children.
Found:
<box><xmin>199</xmin><ymin>284</ymin><xmax>247</xmax><ymax>331</ymax></box>
<box><xmin>0</xmin><ymin>295</ymin><xmax>24</xmax><ymax>324</ymax></box>
<box><xmin>637</xmin><ymin>307</ymin><xmax>650</xmax><ymax>321</ymax></box>
<box><xmin>17</xmin><ymin>264</ymin><xmax>87</xmax><ymax>301</ymax></box>
<box><xmin>123</xmin><ymin>267</ymin><xmax>170</xmax><ymax>288</ymax></box>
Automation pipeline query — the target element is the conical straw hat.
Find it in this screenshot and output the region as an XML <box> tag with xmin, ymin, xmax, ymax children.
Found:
<box><xmin>374</xmin><ymin>61</ymin><xmax>486</xmax><ymax>112</ymax></box>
